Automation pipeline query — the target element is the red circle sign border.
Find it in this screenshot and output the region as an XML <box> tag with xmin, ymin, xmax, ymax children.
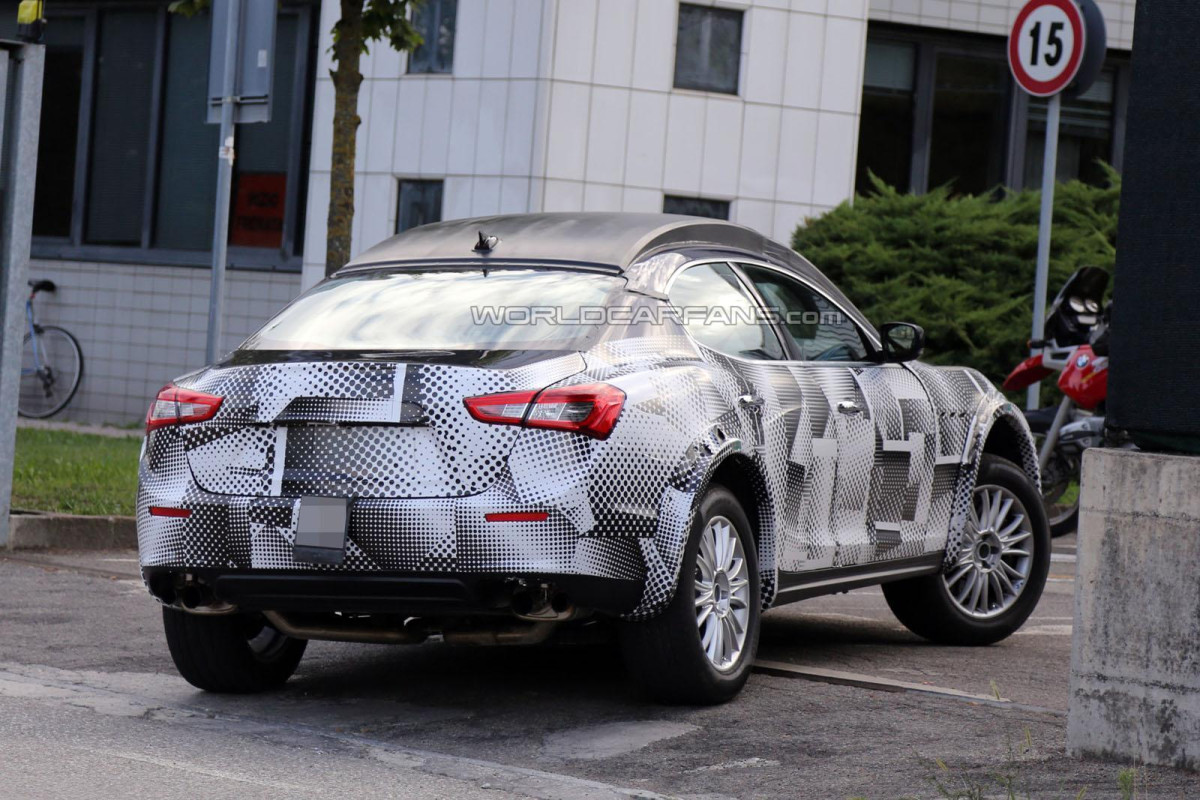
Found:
<box><xmin>1008</xmin><ymin>0</ymin><xmax>1086</xmax><ymax>97</ymax></box>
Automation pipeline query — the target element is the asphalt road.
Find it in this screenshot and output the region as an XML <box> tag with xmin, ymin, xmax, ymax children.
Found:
<box><xmin>1</xmin><ymin>537</ymin><xmax>1195</xmax><ymax>799</ymax></box>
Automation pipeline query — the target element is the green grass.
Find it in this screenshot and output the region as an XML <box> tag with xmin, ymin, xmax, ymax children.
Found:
<box><xmin>12</xmin><ymin>428</ymin><xmax>141</xmax><ymax>516</ymax></box>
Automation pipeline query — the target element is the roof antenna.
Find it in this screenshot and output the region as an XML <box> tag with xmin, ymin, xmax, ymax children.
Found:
<box><xmin>474</xmin><ymin>231</ymin><xmax>499</xmax><ymax>253</ymax></box>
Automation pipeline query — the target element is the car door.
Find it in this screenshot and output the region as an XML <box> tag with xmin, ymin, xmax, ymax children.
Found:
<box><xmin>736</xmin><ymin>263</ymin><xmax>940</xmax><ymax>571</ymax></box>
<box><xmin>666</xmin><ymin>262</ymin><xmax>790</xmax><ymax>464</ymax></box>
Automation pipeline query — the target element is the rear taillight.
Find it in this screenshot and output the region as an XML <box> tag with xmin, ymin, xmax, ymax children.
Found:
<box><xmin>464</xmin><ymin>383</ymin><xmax>625</xmax><ymax>440</ymax></box>
<box><xmin>146</xmin><ymin>384</ymin><xmax>223</xmax><ymax>432</ymax></box>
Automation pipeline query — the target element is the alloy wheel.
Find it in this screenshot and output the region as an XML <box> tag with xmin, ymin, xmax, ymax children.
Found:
<box><xmin>694</xmin><ymin>515</ymin><xmax>752</xmax><ymax>671</ymax></box>
<box><xmin>944</xmin><ymin>484</ymin><xmax>1035</xmax><ymax>619</ymax></box>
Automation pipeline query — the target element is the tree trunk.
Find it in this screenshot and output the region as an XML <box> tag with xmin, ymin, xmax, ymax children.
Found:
<box><xmin>325</xmin><ymin>0</ymin><xmax>364</xmax><ymax>276</ymax></box>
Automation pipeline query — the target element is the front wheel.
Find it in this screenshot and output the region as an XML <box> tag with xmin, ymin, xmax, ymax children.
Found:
<box><xmin>619</xmin><ymin>485</ymin><xmax>760</xmax><ymax>704</ymax></box>
<box><xmin>1034</xmin><ymin>433</ymin><xmax>1080</xmax><ymax>538</ymax></box>
<box><xmin>19</xmin><ymin>325</ymin><xmax>83</xmax><ymax>418</ymax></box>
<box><xmin>883</xmin><ymin>454</ymin><xmax>1050</xmax><ymax>646</ymax></box>
<box><xmin>162</xmin><ymin>608</ymin><xmax>307</xmax><ymax>693</ymax></box>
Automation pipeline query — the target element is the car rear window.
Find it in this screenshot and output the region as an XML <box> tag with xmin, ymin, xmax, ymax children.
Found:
<box><xmin>240</xmin><ymin>269</ymin><xmax>627</xmax><ymax>352</ymax></box>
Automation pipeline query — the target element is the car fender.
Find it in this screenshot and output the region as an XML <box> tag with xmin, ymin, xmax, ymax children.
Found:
<box><xmin>625</xmin><ymin>426</ymin><xmax>779</xmax><ymax>620</ymax></box>
<box><xmin>945</xmin><ymin>397</ymin><xmax>1041</xmax><ymax>567</ymax></box>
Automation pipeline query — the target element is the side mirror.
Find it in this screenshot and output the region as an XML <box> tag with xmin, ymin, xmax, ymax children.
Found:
<box><xmin>879</xmin><ymin>322</ymin><xmax>925</xmax><ymax>363</ymax></box>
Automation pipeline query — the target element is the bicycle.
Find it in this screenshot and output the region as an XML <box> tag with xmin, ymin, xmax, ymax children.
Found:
<box><xmin>18</xmin><ymin>279</ymin><xmax>83</xmax><ymax>418</ymax></box>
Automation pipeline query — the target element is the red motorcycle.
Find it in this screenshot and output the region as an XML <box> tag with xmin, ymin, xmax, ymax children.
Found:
<box><xmin>1003</xmin><ymin>267</ymin><xmax>1110</xmax><ymax>537</ymax></box>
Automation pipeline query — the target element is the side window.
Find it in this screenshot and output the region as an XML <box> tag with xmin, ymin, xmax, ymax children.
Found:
<box><xmin>668</xmin><ymin>263</ymin><xmax>784</xmax><ymax>360</ymax></box>
<box><xmin>739</xmin><ymin>265</ymin><xmax>869</xmax><ymax>362</ymax></box>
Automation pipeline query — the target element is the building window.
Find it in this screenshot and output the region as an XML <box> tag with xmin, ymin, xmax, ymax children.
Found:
<box><xmin>673</xmin><ymin>4</ymin><xmax>742</xmax><ymax>95</ymax></box>
<box><xmin>856</xmin><ymin>40</ymin><xmax>916</xmax><ymax>194</ymax></box>
<box><xmin>855</xmin><ymin>26</ymin><xmax>1129</xmax><ymax>197</ymax></box>
<box><xmin>1024</xmin><ymin>71</ymin><xmax>1115</xmax><ymax>188</ymax></box>
<box><xmin>928</xmin><ymin>54</ymin><xmax>1010</xmax><ymax>195</ymax></box>
<box><xmin>31</xmin><ymin>16</ymin><xmax>85</xmax><ymax>239</ymax></box>
<box><xmin>396</xmin><ymin>180</ymin><xmax>444</xmax><ymax>233</ymax></box>
<box><xmin>29</xmin><ymin>2</ymin><xmax>315</xmax><ymax>268</ymax></box>
<box><xmin>664</xmin><ymin>195</ymin><xmax>731</xmax><ymax>220</ymax></box>
<box><xmin>409</xmin><ymin>0</ymin><xmax>456</xmax><ymax>74</ymax></box>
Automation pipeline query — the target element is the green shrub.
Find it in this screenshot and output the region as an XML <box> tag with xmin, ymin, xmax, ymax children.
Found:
<box><xmin>791</xmin><ymin>168</ymin><xmax>1119</xmax><ymax>386</ymax></box>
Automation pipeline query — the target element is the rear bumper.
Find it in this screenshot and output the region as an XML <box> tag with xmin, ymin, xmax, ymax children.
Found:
<box><xmin>142</xmin><ymin>567</ymin><xmax>643</xmax><ymax>616</ymax></box>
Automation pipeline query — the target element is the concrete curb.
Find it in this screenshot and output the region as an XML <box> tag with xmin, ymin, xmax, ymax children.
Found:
<box><xmin>6</xmin><ymin>512</ymin><xmax>137</xmax><ymax>550</ymax></box>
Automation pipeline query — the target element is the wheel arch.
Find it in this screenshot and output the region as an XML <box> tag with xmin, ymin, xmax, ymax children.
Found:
<box><xmin>705</xmin><ymin>450</ymin><xmax>779</xmax><ymax>612</ymax></box>
<box><xmin>945</xmin><ymin>403</ymin><xmax>1041</xmax><ymax>566</ymax></box>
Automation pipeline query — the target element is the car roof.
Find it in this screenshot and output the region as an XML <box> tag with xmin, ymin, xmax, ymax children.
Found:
<box><xmin>338</xmin><ymin>212</ymin><xmax>875</xmax><ymax>339</ymax></box>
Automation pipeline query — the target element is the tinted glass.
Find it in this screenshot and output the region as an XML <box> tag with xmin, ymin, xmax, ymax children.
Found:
<box><xmin>1025</xmin><ymin>70</ymin><xmax>1115</xmax><ymax>188</ymax></box>
<box><xmin>241</xmin><ymin>270</ymin><xmax>624</xmax><ymax>351</ymax></box>
<box><xmin>668</xmin><ymin>263</ymin><xmax>783</xmax><ymax>360</ymax></box>
<box><xmin>397</xmin><ymin>180</ymin><xmax>444</xmax><ymax>233</ymax></box>
<box><xmin>32</xmin><ymin>16</ymin><xmax>85</xmax><ymax>238</ymax></box>
<box><xmin>409</xmin><ymin>0</ymin><xmax>456</xmax><ymax>74</ymax></box>
<box><xmin>674</xmin><ymin>4</ymin><xmax>742</xmax><ymax>94</ymax></box>
<box><xmin>155</xmin><ymin>11</ymin><xmax>218</xmax><ymax>250</ymax></box>
<box><xmin>84</xmin><ymin>9</ymin><xmax>156</xmax><ymax>244</ymax></box>
<box><xmin>929</xmin><ymin>55</ymin><xmax>1009</xmax><ymax>195</ymax></box>
<box><xmin>739</xmin><ymin>264</ymin><xmax>867</xmax><ymax>362</ymax></box>
<box><xmin>232</xmin><ymin>13</ymin><xmax>299</xmax><ymax>249</ymax></box>
<box><xmin>663</xmin><ymin>195</ymin><xmax>730</xmax><ymax>220</ymax></box>
<box><xmin>856</xmin><ymin>39</ymin><xmax>915</xmax><ymax>194</ymax></box>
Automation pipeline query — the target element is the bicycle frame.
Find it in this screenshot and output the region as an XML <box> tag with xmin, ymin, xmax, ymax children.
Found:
<box><xmin>22</xmin><ymin>296</ymin><xmax>40</xmax><ymax>375</ymax></box>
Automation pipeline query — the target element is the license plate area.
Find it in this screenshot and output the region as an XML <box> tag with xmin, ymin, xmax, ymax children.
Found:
<box><xmin>294</xmin><ymin>496</ymin><xmax>349</xmax><ymax>565</ymax></box>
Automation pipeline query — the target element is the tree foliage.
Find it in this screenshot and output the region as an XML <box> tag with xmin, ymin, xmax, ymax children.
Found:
<box><xmin>791</xmin><ymin>167</ymin><xmax>1120</xmax><ymax>386</ymax></box>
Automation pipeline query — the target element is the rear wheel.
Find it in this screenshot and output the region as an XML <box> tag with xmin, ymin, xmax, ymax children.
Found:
<box><xmin>883</xmin><ymin>455</ymin><xmax>1050</xmax><ymax>646</ymax></box>
<box><xmin>19</xmin><ymin>325</ymin><xmax>83</xmax><ymax>419</ymax></box>
<box><xmin>619</xmin><ymin>485</ymin><xmax>760</xmax><ymax>704</ymax></box>
<box><xmin>162</xmin><ymin>608</ymin><xmax>306</xmax><ymax>693</ymax></box>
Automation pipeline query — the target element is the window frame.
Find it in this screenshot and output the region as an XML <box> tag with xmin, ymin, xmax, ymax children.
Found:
<box><xmin>30</xmin><ymin>0</ymin><xmax>316</xmax><ymax>272</ymax></box>
<box><xmin>663</xmin><ymin>194</ymin><xmax>731</xmax><ymax>220</ymax></box>
<box><xmin>406</xmin><ymin>0</ymin><xmax>456</xmax><ymax>75</ymax></box>
<box><xmin>665</xmin><ymin>260</ymin><xmax>788</xmax><ymax>362</ymax></box>
<box><xmin>672</xmin><ymin>3</ymin><xmax>744</xmax><ymax>96</ymax></box>
<box><xmin>731</xmin><ymin>261</ymin><xmax>878</xmax><ymax>365</ymax></box>
<box><xmin>395</xmin><ymin>178</ymin><xmax>445</xmax><ymax>234</ymax></box>
<box><xmin>861</xmin><ymin>23</ymin><xmax>1130</xmax><ymax>195</ymax></box>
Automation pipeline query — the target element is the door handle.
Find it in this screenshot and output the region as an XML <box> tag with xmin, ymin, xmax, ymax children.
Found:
<box><xmin>737</xmin><ymin>394</ymin><xmax>764</xmax><ymax>409</ymax></box>
<box><xmin>836</xmin><ymin>400</ymin><xmax>862</xmax><ymax>416</ymax></box>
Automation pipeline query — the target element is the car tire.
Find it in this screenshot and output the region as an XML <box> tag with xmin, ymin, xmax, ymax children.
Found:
<box><xmin>619</xmin><ymin>484</ymin><xmax>760</xmax><ymax>704</ymax></box>
<box><xmin>162</xmin><ymin>607</ymin><xmax>307</xmax><ymax>693</ymax></box>
<box><xmin>882</xmin><ymin>454</ymin><xmax>1050</xmax><ymax>646</ymax></box>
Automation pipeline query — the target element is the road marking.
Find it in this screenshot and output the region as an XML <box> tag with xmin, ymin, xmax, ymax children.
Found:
<box><xmin>752</xmin><ymin>660</ymin><xmax>1063</xmax><ymax>716</ymax></box>
<box><xmin>1050</xmin><ymin>553</ymin><xmax>1076</xmax><ymax>563</ymax></box>
<box><xmin>0</xmin><ymin>663</ymin><xmax>672</xmax><ymax>800</ymax></box>
<box><xmin>72</xmin><ymin>746</ymin><xmax>309</xmax><ymax>791</ymax></box>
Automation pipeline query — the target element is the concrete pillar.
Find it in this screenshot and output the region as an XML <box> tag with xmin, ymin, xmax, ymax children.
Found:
<box><xmin>1068</xmin><ymin>447</ymin><xmax>1200</xmax><ymax>770</ymax></box>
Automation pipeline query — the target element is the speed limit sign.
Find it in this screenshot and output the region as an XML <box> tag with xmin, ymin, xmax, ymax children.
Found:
<box><xmin>1009</xmin><ymin>0</ymin><xmax>1106</xmax><ymax>411</ymax></box>
<box><xmin>1009</xmin><ymin>0</ymin><xmax>1105</xmax><ymax>99</ymax></box>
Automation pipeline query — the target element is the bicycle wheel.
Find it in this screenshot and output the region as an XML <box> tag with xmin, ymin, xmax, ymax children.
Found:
<box><xmin>19</xmin><ymin>325</ymin><xmax>83</xmax><ymax>419</ymax></box>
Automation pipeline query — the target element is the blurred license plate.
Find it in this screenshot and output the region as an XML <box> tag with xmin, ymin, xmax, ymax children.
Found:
<box><xmin>294</xmin><ymin>496</ymin><xmax>348</xmax><ymax>565</ymax></box>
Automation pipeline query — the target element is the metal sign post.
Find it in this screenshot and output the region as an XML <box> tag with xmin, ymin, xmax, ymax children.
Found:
<box><xmin>1008</xmin><ymin>0</ymin><xmax>1106</xmax><ymax>410</ymax></box>
<box><xmin>0</xmin><ymin>41</ymin><xmax>43</xmax><ymax>548</ymax></box>
<box><xmin>207</xmin><ymin>0</ymin><xmax>240</xmax><ymax>366</ymax></box>
<box><xmin>1028</xmin><ymin>94</ymin><xmax>1061</xmax><ymax>411</ymax></box>
<box><xmin>205</xmin><ymin>0</ymin><xmax>275</xmax><ymax>365</ymax></box>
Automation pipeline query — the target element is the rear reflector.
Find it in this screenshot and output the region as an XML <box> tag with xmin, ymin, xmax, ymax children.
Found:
<box><xmin>464</xmin><ymin>383</ymin><xmax>625</xmax><ymax>440</ymax></box>
<box><xmin>146</xmin><ymin>384</ymin><xmax>223</xmax><ymax>432</ymax></box>
<box><xmin>149</xmin><ymin>506</ymin><xmax>191</xmax><ymax>518</ymax></box>
<box><xmin>485</xmin><ymin>512</ymin><xmax>549</xmax><ymax>523</ymax></box>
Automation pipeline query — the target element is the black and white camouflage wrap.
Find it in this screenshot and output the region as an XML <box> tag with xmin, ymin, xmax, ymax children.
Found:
<box><xmin>138</xmin><ymin>267</ymin><xmax>1038</xmax><ymax>620</ymax></box>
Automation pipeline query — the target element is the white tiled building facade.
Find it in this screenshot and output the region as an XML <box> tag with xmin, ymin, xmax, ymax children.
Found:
<box><xmin>18</xmin><ymin>0</ymin><xmax>1136</xmax><ymax>423</ymax></box>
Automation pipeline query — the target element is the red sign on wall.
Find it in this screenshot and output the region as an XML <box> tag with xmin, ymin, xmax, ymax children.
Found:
<box><xmin>231</xmin><ymin>172</ymin><xmax>286</xmax><ymax>248</ymax></box>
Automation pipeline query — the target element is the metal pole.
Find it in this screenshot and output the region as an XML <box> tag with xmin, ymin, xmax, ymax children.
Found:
<box><xmin>0</xmin><ymin>43</ymin><xmax>44</xmax><ymax>548</ymax></box>
<box><xmin>1026</xmin><ymin>92</ymin><xmax>1061</xmax><ymax>411</ymax></box>
<box><xmin>206</xmin><ymin>0</ymin><xmax>240</xmax><ymax>365</ymax></box>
